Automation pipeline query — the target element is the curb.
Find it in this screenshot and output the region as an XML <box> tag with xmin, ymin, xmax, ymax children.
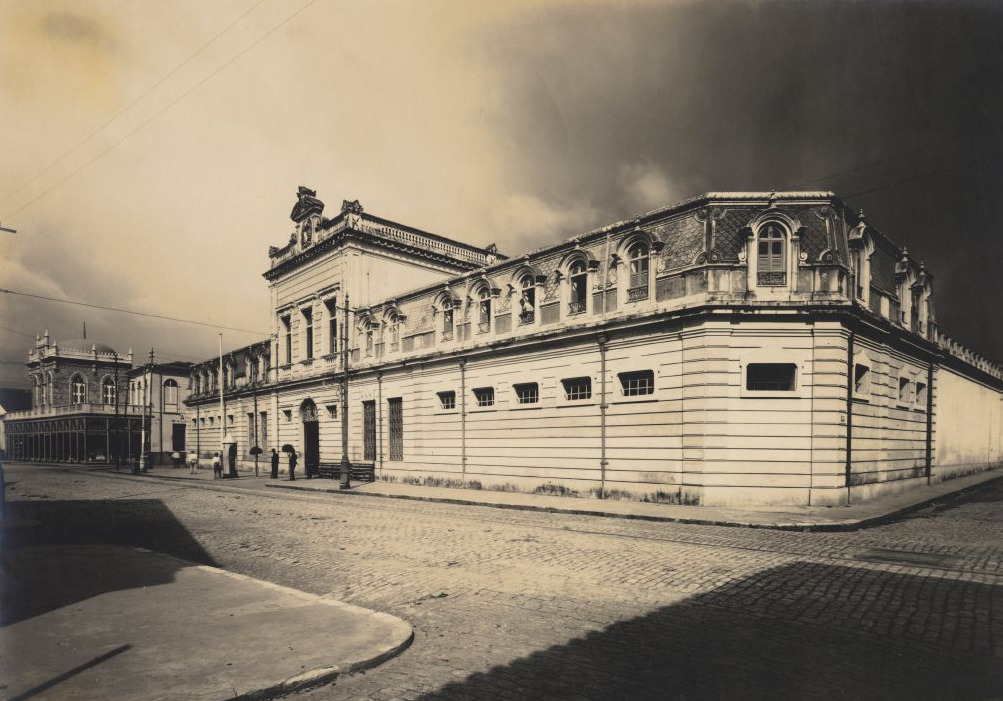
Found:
<box><xmin>131</xmin><ymin>547</ymin><xmax>414</xmax><ymax>700</ymax></box>
<box><xmin>265</xmin><ymin>471</ymin><xmax>1003</xmax><ymax>533</ymax></box>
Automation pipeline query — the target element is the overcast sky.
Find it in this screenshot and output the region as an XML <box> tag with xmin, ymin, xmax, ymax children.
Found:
<box><xmin>1</xmin><ymin>0</ymin><xmax>1002</xmax><ymax>388</ymax></box>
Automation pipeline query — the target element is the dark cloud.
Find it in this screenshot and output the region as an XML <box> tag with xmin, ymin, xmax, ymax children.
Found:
<box><xmin>475</xmin><ymin>0</ymin><xmax>1003</xmax><ymax>359</ymax></box>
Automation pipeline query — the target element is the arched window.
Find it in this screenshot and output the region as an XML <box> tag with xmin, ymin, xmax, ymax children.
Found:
<box><xmin>569</xmin><ymin>261</ymin><xmax>588</xmax><ymax>315</ymax></box>
<box><xmin>70</xmin><ymin>374</ymin><xmax>87</xmax><ymax>405</ymax></box>
<box><xmin>757</xmin><ymin>223</ymin><xmax>787</xmax><ymax>286</ymax></box>
<box><xmin>102</xmin><ymin>377</ymin><xmax>116</xmax><ymax>405</ymax></box>
<box><xmin>477</xmin><ymin>288</ymin><xmax>492</xmax><ymax>334</ymax></box>
<box><xmin>365</xmin><ymin>322</ymin><xmax>375</xmax><ymax>357</ymax></box>
<box><xmin>164</xmin><ymin>379</ymin><xmax>179</xmax><ymax>412</ymax></box>
<box><xmin>627</xmin><ymin>242</ymin><xmax>650</xmax><ymax>301</ymax></box>
<box><xmin>441</xmin><ymin>300</ymin><xmax>455</xmax><ymax>341</ymax></box>
<box><xmin>518</xmin><ymin>274</ymin><xmax>536</xmax><ymax>325</ymax></box>
<box><xmin>389</xmin><ymin>317</ymin><xmax>401</xmax><ymax>351</ymax></box>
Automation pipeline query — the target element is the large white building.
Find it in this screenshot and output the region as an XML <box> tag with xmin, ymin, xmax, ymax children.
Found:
<box><xmin>185</xmin><ymin>188</ymin><xmax>1003</xmax><ymax>506</ymax></box>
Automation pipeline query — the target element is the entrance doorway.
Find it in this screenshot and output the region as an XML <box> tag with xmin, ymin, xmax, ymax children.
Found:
<box><xmin>300</xmin><ymin>399</ymin><xmax>319</xmax><ymax>478</ymax></box>
<box><xmin>362</xmin><ymin>400</ymin><xmax>376</xmax><ymax>462</ymax></box>
<box><xmin>172</xmin><ymin>424</ymin><xmax>186</xmax><ymax>451</ymax></box>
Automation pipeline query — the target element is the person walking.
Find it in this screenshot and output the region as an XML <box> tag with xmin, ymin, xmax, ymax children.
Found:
<box><xmin>270</xmin><ymin>448</ymin><xmax>279</xmax><ymax>479</ymax></box>
<box><xmin>288</xmin><ymin>449</ymin><xmax>297</xmax><ymax>481</ymax></box>
<box><xmin>212</xmin><ymin>452</ymin><xmax>222</xmax><ymax>479</ymax></box>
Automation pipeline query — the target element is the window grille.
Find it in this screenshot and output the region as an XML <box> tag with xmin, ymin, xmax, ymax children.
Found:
<box><xmin>363</xmin><ymin>400</ymin><xmax>376</xmax><ymax>461</ymax></box>
<box><xmin>388</xmin><ymin>398</ymin><xmax>403</xmax><ymax>461</ymax></box>
<box><xmin>514</xmin><ymin>383</ymin><xmax>539</xmax><ymax>404</ymax></box>
<box><xmin>746</xmin><ymin>363</ymin><xmax>797</xmax><ymax>391</ymax></box>
<box><xmin>473</xmin><ymin>387</ymin><xmax>495</xmax><ymax>407</ymax></box>
<box><xmin>438</xmin><ymin>391</ymin><xmax>456</xmax><ymax>410</ymax></box>
<box><xmin>618</xmin><ymin>370</ymin><xmax>654</xmax><ymax>397</ymax></box>
<box><xmin>562</xmin><ymin>377</ymin><xmax>592</xmax><ymax>401</ymax></box>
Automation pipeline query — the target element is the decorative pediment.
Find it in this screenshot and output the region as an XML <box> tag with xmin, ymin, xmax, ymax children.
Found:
<box><xmin>290</xmin><ymin>186</ymin><xmax>325</xmax><ymax>223</ymax></box>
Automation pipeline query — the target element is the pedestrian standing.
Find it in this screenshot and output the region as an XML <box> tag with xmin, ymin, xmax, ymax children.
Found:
<box><xmin>212</xmin><ymin>452</ymin><xmax>222</xmax><ymax>479</ymax></box>
<box><xmin>228</xmin><ymin>442</ymin><xmax>238</xmax><ymax>479</ymax></box>
<box><xmin>270</xmin><ymin>448</ymin><xmax>279</xmax><ymax>479</ymax></box>
<box><xmin>189</xmin><ymin>450</ymin><xmax>199</xmax><ymax>474</ymax></box>
<box><xmin>171</xmin><ymin>451</ymin><xmax>181</xmax><ymax>469</ymax></box>
<box><xmin>288</xmin><ymin>449</ymin><xmax>297</xmax><ymax>481</ymax></box>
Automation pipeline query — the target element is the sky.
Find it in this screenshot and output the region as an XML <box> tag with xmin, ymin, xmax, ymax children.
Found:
<box><xmin>1</xmin><ymin>0</ymin><xmax>1002</xmax><ymax>389</ymax></box>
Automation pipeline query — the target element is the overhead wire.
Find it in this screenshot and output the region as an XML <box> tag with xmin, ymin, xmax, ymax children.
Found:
<box><xmin>0</xmin><ymin>0</ymin><xmax>273</xmax><ymax>209</ymax></box>
<box><xmin>0</xmin><ymin>287</ymin><xmax>267</xmax><ymax>336</ymax></box>
<box><xmin>1</xmin><ymin>0</ymin><xmax>322</xmax><ymax>222</ymax></box>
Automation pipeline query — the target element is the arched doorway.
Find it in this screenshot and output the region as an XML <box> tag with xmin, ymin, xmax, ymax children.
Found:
<box><xmin>300</xmin><ymin>399</ymin><xmax>319</xmax><ymax>478</ymax></box>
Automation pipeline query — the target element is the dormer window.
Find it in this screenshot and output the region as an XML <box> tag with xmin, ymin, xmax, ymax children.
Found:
<box><xmin>441</xmin><ymin>303</ymin><xmax>454</xmax><ymax>341</ymax></box>
<box><xmin>478</xmin><ymin>288</ymin><xmax>492</xmax><ymax>334</ymax></box>
<box><xmin>757</xmin><ymin>223</ymin><xmax>787</xmax><ymax>286</ymax></box>
<box><xmin>627</xmin><ymin>242</ymin><xmax>650</xmax><ymax>302</ymax></box>
<box><xmin>569</xmin><ymin>261</ymin><xmax>588</xmax><ymax>315</ymax></box>
<box><xmin>518</xmin><ymin>275</ymin><xmax>536</xmax><ymax>325</ymax></box>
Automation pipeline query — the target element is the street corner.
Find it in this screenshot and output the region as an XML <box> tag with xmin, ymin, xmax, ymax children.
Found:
<box><xmin>1</xmin><ymin>544</ymin><xmax>414</xmax><ymax>701</ymax></box>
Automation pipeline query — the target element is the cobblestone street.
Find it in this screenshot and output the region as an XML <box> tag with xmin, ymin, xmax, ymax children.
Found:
<box><xmin>5</xmin><ymin>464</ymin><xmax>1003</xmax><ymax>700</ymax></box>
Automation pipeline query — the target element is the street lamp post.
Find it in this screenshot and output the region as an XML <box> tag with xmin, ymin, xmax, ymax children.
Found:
<box><xmin>139</xmin><ymin>348</ymin><xmax>153</xmax><ymax>472</ymax></box>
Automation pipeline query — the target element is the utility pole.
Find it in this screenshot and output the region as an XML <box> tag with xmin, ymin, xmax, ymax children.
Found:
<box><xmin>113</xmin><ymin>352</ymin><xmax>120</xmax><ymax>471</ymax></box>
<box><xmin>139</xmin><ymin>348</ymin><xmax>153</xmax><ymax>472</ymax></box>
<box><xmin>339</xmin><ymin>294</ymin><xmax>351</xmax><ymax>490</ymax></box>
<box><xmin>252</xmin><ymin>357</ymin><xmax>259</xmax><ymax>477</ymax></box>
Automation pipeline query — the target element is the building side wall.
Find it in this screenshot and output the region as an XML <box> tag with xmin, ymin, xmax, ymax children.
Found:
<box><xmin>933</xmin><ymin>365</ymin><xmax>1003</xmax><ymax>480</ymax></box>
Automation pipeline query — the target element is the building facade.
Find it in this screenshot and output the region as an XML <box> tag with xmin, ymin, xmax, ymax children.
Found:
<box><xmin>4</xmin><ymin>334</ymin><xmax>191</xmax><ymax>465</ymax></box>
<box><xmin>186</xmin><ymin>189</ymin><xmax>1003</xmax><ymax>506</ymax></box>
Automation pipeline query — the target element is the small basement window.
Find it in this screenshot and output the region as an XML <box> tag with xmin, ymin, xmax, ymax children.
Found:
<box><xmin>562</xmin><ymin>377</ymin><xmax>592</xmax><ymax>401</ymax></box>
<box><xmin>619</xmin><ymin>370</ymin><xmax>654</xmax><ymax>397</ymax></box>
<box><xmin>513</xmin><ymin>382</ymin><xmax>539</xmax><ymax>404</ymax></box>
<box><xmin>854</xmin><ymin>363</ymin><xmax>871</xmax><ymax>395</ymax></box>
<box><xmin>438</xmin><ymin>391</ymin><xmax>456</xmax><ymax>410</ymax></box>
<box><xmin>746</xmin><ymin>363</ymin><xmax>797</xmax><ymax>391</ymax></box>
<box><xmin>473</xmin><ymin>387</ymin><xmax>494</xmax><ymax>407</ymax></box>
<box><xmin>898</xmin><ymin>377</ymin><xmax>912</xmax><ymax>404</ymax></box>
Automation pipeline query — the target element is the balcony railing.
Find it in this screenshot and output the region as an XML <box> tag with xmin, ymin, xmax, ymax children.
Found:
<box><xmin>757</xmin><ymin>271</ymin><xmax>786</xmax><ymax>286</ymax></box>
<box><xmin>477</xmin><ymin>321</ymin><xmax>491</xmax><ymax>334</ymax></box>
<box><xmin>441</xmin><ymin>330</ymin><xmax>453</xmax><ymax>342</ymax></box>
<box><xmin>568</xmin><ymin>300</ymin><xmax>586</xmax><ymax>315</ymax></box>
<box><xmin>519</xmin><ymin>311</ymin><xmax>535</xmax><ymax>325</ymax></box>
<box><xmin>6</xmin><ymin>403</ymin><xmax>151</xmax><ymax>420</ymax></box>
<box><xmin>627</xmin><ymin>286</ymin><xmax>649</xmax><ymax>302</ymax></box>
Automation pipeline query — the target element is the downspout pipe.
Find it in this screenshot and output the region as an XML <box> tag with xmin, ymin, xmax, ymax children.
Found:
<box><xmin>845</xmin><ymin>325</ymin><xmax>855</xmax><ymax>505</ymax></box>
<box><xmin>459</xmin><ymin>358</ymin><xmax>467</xmax><ymax>481</ymax></box>
<box><xmin>599</xmin><ymin>335</ymin><xmax>608</xmax><ymax>499</ymax></box>
<box><xmin>926</xmin><ymin>359</ymin><xmax>934</xmax><ymax>485</ymax></box>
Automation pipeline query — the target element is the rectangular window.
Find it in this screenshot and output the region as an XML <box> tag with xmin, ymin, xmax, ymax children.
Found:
<box><xmin>618</xmin><ymin>370</ymin><xmax>654</xmax><ymax>397</ymax></box>
<box><xmin>303</xmin><ymin>308</ymin><xmax>314</xmax><ymax>359</ymax></box>
<box><xmin>325</xmin><ymin>299</ymin><xmax>338</xmax><ymax>356</ymax></box>
<box><xmin>473</xmin><ymin>387</ymin><xmax>495</xmax><ymax>407</ymax></box>
<box><xmin>282</xmin><ymin>316</ymin><xmax>292</xmax><ymax>364</ymax></box>
<box><xmin>247</xmin><ymin>412</ymin><xmax>255</xmax><ymax>446</ymax></box>
<box><xmin>898</xmin><ymin>376</ymin><xmax>912</xmax><ymax>404</ymax></box>
<box><xmin>259</xmin><ymin>411</ymin><xmax>267</xmax><ymax>451</ymax></box>
<box><xmin>388</xmin><ymin>397</ymin><xmax>403</xmax><ymax>461</ymax></box>
<box><xmin>438</xmin><ymin>391</ymin><xmax>456</xmax><ymax>410</ymax></box>
<box><xmin>854</xmin><ymin>364</ymin><xmax>871</xmax><ymax>395</ymax></box>
<box><xmin>514</xmin><ymin>382</ymin><xmax>539</xmax><ymax>404</ymax></box>
<box><xmin>916</xmin><ymin>381</ymin><xmax>928</xmax><ymax>407</ymax></box>
<box><xmin>562</xmin><ymin>377</ymin><xmax>592</xmax><ymax>401</ymax></box>
<box><xmin>362</xmin><ymin>400</ymin><xmax>376</xmax><ymax>461</ymax></box>
<box><xmin>746</xmin><ymin>363</ymin><xmax>797</xmax><ymax>391</ymax></box>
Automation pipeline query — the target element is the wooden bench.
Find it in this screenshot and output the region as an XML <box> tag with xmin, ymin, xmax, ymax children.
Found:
<box><xmin>316</xmin><ymin>462</ymin><xmax>376</xmax><ymax>483</ymax></box>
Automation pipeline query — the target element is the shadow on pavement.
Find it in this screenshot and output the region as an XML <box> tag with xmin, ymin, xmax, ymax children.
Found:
<box><xmin>6</xmin><ymin>644</ymin><xmax>131</xmax><ymax>701</ymax></box>
<box><xmin>420</xmin><ymin>561</ymin><xmax>1003</xmax><ymax>701</ymax></box>
<box><xmin>2</xmin><ymin>499</ymin><xmax>217</xmax><ymax>626</ymax></box>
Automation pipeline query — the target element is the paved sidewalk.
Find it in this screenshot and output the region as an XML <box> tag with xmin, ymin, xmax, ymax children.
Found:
<box><xmin>0</xmin><ymin>545</ymin><xmax>413</xmax><ymax>701</ymax></box>
<box><xmin>263</xmin><ymin>469</ymin><xmax>1003</xmax><ymax>531</ymax></box>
